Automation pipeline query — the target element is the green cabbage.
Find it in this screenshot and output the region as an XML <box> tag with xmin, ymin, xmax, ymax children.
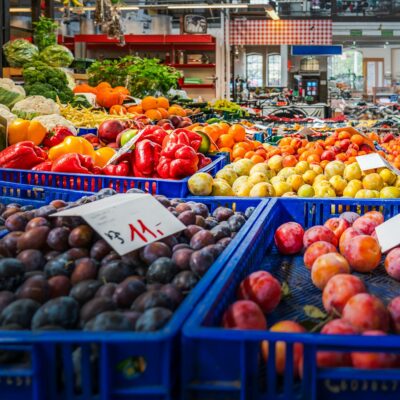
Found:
<box><xmin>3</xmin><ymin>39</ymin><xmax>39</xmax><ymax>67</ymax></box>
<box><xmin>40</xmin><ymin>45</ymin><xmax>74</xmax><ymax>68</ymax></box>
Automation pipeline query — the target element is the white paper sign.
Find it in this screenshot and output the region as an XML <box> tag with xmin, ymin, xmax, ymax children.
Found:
<box><xmin>375</xmin><ymin>214</ymin><xmax>400</xmax><ymax>253</ymax></box>
<box><xmin>297</xmin><ymin>127</ymin><xmax>317</xmax><ymax>138</ymax></box>
<box><xmin>356</xmin><ymin>153</ymin><xmax>387</xmax><ymax>171</ymax></box>
<box><xmin>52</xmin><ymin>194</ymin><xmax>186</xmax><ymax>255</ymax></box>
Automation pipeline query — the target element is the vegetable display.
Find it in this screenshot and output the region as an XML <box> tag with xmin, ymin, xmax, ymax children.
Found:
<box><xmin>2</xmin><ymin>39</ymin><xmax>39</xmax><ymax>67</ymax></box>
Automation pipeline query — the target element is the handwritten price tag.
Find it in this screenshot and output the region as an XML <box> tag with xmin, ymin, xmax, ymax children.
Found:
<box><xmin>356</xmin><ymin>153</ymin><xmax>387</xmax><ymax>171</ymax></box>
<box><xmin>375</xmin><ymin>214</ymin><xmax>400</xmax><ymax>253</ymax></box>
<box><xmin>52</xmin><ymin>194</ymin><xmax>186</xmax><ymax>255</ymax></box>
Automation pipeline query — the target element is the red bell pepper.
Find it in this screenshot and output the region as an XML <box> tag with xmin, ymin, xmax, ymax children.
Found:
<box><xmin>157</xmin><ymin>145</ymin><xmax>199</xmax><ymax>179</ymax></box>
<box><xmin>132</xmin><ymin>139</ymin><xmax>161</xmax><ymax>177</ymax></box>
<box><xmin>32</xmin><ymin>161</ymin><xmax>53</xmax><ymax>171</ymax></box>
<box><xmin>42</xmin><ymin>126</ymin><xmax>75</xmax><ymax>148</ymax></box>
<box><xmin>0</xmin><ymin>141</ymin><xmax>47</xmax><ymax>169</ymax></box>
<box><xmin>172</xmin><ymin>129</ymin><xmax>202</xmax><ymax>151</ymax></box>
<box><xmin>138</xmin><ymin>125</ymin><xmax>168</xmax><ymax>146</ymax></box>
<box><xmin>103</xmin><ymin>162</ymin><xmax>129</xmax><ymax>176</ymax></box>
<box><xmin>197</xmin><ymin>153</ymin><xmax>212</xmax><ymax>170</ymax></box>
<box><xmin>51</xmin><ymin>153</ymin><xmax>95</xmax><ymax>174</ymax></box>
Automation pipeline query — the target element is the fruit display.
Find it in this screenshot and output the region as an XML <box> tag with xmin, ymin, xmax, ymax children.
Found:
<box><xmin>0</xmin><ymin>190</ymin><xmax>255</xmax><ymax>332</ymax></box>
<box><xmin>221</xmin><ymin>208</ymin><xmax>400</xmax><ymax>372</ymax></box>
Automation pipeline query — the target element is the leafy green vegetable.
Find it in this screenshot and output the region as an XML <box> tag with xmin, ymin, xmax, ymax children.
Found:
<box><xmin>88</xmin><ymin>56</ymin><xmax>181</xmax><ymax>98</ymax></box>
<box><xmin>40</xmin><ymin>45</ymin><xmax>74</xmax><ymax>68</ymax></box>
<box><xmin>33</xmin><ymin>17</ymin><xmax>58</xmax><ymax>51</ymax></box>
<box><xmin>23</xmin><ymin>61</ymin><xmax>74</xmax><ymax>104</ymax></box>
<box><xmin>3</xmin><ymin>39</ymin><xmax>39</xmax><ymax>67</ymax></box>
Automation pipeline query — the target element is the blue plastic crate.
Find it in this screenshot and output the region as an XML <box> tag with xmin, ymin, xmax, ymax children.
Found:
<box><xmin>0</xmin><ymin>154</ymin><xmax>227</xmax><ymax>198</ymax></box>
<box><xmin>182</xmin><ymin>198</ymin><xmax>400</xmax><ymax>400</ymax></box>
<box><xmin>0</xmin><ymin>197</ymin><xmax>270</xmax><ymax>400</ymax></box>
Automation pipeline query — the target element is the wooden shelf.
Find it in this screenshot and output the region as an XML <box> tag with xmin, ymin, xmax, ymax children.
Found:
<box><xmin>181</xmin><ymin>84</ymin><xmax>215</xmax><ymax>89</ymax></box>
<box><xmin>169</xmin><ymin>64</ymin><xmax>216</xmax><ymax>69</ymax></box>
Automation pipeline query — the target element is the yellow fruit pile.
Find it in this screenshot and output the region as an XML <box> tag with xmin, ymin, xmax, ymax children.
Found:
<box><xmin>188</xmin><ymin>158</ymin><xmax>400</xmax><ymax>198</ymax></box>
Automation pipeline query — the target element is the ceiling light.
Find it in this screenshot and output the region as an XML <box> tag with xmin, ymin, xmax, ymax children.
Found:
<box><xmin>10</xmin><ymin>7</ymin><xmax>32</xmax><ymax>12</ymax></box>
<box><xmin>168</xmin><ymin>4</ymin><xmax>248</xmax><ymax>9</ymax></box>
<box><xmin>265</xmin><ymin>4</ymin><xmax>279</xmax><ymax>20</ymax></box>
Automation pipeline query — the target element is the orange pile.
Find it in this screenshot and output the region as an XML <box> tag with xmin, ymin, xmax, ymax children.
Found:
<box><xmin>110</xmin><ymin>96</ymin><xmax>189</xmax><ymax>120</ymax></box>
<box><xmin>196</xmin><ymin>123</ymin><xmax>264</xmax><ymax>163</ymax></box>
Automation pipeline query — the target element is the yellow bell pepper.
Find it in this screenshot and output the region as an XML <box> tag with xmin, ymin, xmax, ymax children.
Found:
<box><xmin>48</xmin><ymin>136</ymin><xmax>96</xmax><ymax>161</ymax></box>
<box><xmin>94</xmin><ymin>147</ymin><xmax>117</xmax><ymax>168</ymax></box>
<box><xmin>8</xmin><ymin>118</ymin><xmax>47</xmax><ymax>146</ymax></box>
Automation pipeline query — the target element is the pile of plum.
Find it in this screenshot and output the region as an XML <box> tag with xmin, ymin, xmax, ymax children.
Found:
<box><xmin>0</xmin><ymin>190</ymin><xmax>254</xmax><ymax>332</ymax></box>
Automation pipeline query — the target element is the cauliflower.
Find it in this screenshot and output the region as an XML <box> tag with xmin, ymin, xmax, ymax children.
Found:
<box><xmin>12</xmin><ymin>95</ymin><xmax>60</xmax><ymax>119</ymax></box>
<box><xmin>32</xmin><ymin>114</ymin><xmax>76</xmax><ymax>134</ymax></box>
<box><xmin>0</xmin><ymin>78</ymin><xmax>26</xmax><ymax>108</ymax></box>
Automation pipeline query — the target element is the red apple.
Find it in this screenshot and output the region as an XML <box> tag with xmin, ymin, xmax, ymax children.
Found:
<box><xmin>339</xmin><ymin>139</ymin><xmax>351</xmax><ymax>151</ymax></box>
<box><xmin>339</xmin><ymin>211</ymin><xmax>360</xmax><ymax>225</ymax></box>
<box><xmin>98</xmin><ymin>119</ymin><xmax>126</xmax><ymax>144</ymax></box>
<box><xmin>324</xmin><ymin>217</ymin><xmax>350</xmax><ymax>239</ymax></box>
<box><xmin>303</xmin><ymin>226</ymin><xmax>338</xmax><ymax>248</ymax></box>
<box><xmin>274</xmin><ymin>222</ymin><xmax>304</xmax><ymax>255</ymax></box>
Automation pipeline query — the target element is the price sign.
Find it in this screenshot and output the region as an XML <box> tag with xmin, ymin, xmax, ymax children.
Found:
<box><xmin>297</xmin><ymin>127</ymin><xmax>317</xmax><ymax>139</ymax></box>
<box><xmin>52</xmin><ymin>194</ymin><xmax>186</xmax><ymax>255</ymax></box>
<box><xmin>376</xmin><ymin>214</ymin><xmax>400</xmax><ymax>253</ymax></box>
<box><xmin>356</xmin><ymin>153</ymin><xmax>387</xmax><ymax>171</ymax></box>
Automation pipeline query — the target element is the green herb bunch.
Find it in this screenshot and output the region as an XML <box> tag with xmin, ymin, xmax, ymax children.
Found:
<box><xmin>87</xmin><ymin>56</ymin><xmax>181</xmax><ymax>98</ymax></box>
<box><xmin>33</xmin><ymin>17</ymin><xmax>58</xmax><ymax>51</ymax></box>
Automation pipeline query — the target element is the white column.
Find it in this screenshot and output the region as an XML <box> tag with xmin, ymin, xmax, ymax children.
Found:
<box><xmin>280</xmin><ymin>44</ymin><xmax>289</xmax><ymax>87</ymax></box>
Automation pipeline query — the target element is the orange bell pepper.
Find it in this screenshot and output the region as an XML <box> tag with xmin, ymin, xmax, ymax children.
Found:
<box><xmin>94</xmin><ymin>146</ymin><xmax>117</xmax><ymax>168</ymax></box>
<box><xmin>48</xmin><ymin>136</ymin><xmax>96</xmax><ymax>161</ymax></box>
<box><xmin>8</xmin><ymin>119</ymin><xmax>47</xmax><ymax>146</ymax></box>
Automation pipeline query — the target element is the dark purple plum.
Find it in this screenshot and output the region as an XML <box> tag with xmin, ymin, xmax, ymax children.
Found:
<box><xmin>17</xmin><ymin>249</ymin><xmax>46</xmax><ymax>272</ymax></box>
<box><xmin>80</xmin><ymin>297</ymin><xmax>116</xmax><ymax>324</ymax></box>
<box><xmin>90</xmin><ymin>239</ymin><xmax>112</xmax><ymax>261</ymax></box>
<box><xmin>0</xmin><ymin>299</ymin><xmax>40</xmax><ymax>328</ymax></box>
<box><xmin>48</xmin><ymin>275</ymin><xmax>71</xmax><ymax>298</ymax></box>
<box><xmin>146</xmin><ymin>258</ymin><xmax>177</xmax><ymax>284</ymax></box>
<box><xmin>0</xmin><ymin>291</ymin><xmax>15</xmax><ymax>314</ymax></box>
<box><xmin>112</xmin><ymin>278</ymin><xmax>146</xmax><ymax>308</ymax></box>
<box><xmin>172</xmin><ymin>248</ymin><xmax>193</xmax><ymax>271</ymax></box>
<box><xmin>17</xmin><ymin>226</ymin><xmax>50</xmax><ymax>251</ymax></box>
<box><xmin>95</xmin><ymin>282</ymin><xmax>117</xmax><ymax>298</ymax></box>
<box><xmin>71</xmin><ymin>258</ymin><xmax>99</xmax><ymax>285</ymax></box>
<box><xmin>70</xmin><ymin>280</ymin><xmax>102</xmax><ymax>305</ymax></box>
<box><xmin>17</xmin><ymin>275</ymin><xmax>50</xmax><ymax>303</ymax></box>
<box><xmin>184</xmin><ymin>225</ymin><xmax>203</xmax><ymax>239</ymax></box>
<box><xmin>190</xmin><ymin>249</ymin><xmax>215</xmax><ymax>277</ymax></box>
<box><xmin>85</xmin><ymin>311</ymin><xmax>132</xmax><ymax>332</ymax></box>
<box><xmin>178</xmin><ymin>210</ymin><xmax>196</xmax><ymax>226</ymax></box>
<box><xmin>190</xmin><ymin>230</ymin><xmax>215</xmax><ymax>250</ymax></box>
<box><xmin>46</xmin><ymin>227</ymin><xmax>70</xmax><ymax>251</ymax></box>
<box><xmin>210</xmin><ymin>224</ymin><xmax>231</xmax><ymax>241</ymax></box>
<box><xmin>131</xmin><ymin>291</ymin><xmax>173</xmax><ymax>312</ymax></box>
<box><xmin>0</xmin><ymin>258</ymin><xmax>25</xmax><ymax>291</ymax></box>
<box><xmin>172</xmin><ymin>271</ymin><xmax>199</xmax><ymax>293</ymax></box>
<box><xmin>212</xmin><ymin>207</ymin><xmax>234</xmax><ymax>222</ymax></box>
<box><xmin>160</xmin><ymin>284</ymin><xmax>184</xmax><ymax>309</ymax></box>
<box><xmin>228</xmin><ymin>214</ymin><xmax>246</xmax><ymax>232</ymax></box>
<box><xmin>32</xmin><ymin>297</ymin><xmax>79</xmax><ymax>330</ymax></box>
<box><xmin>173</xmin><ymin>243</ymin><xmax>190</xmax><ymax>252</ymax></box>
<box><xmin>68</xmin><ymin>225</ymin><xmax>94</xmax><ymax>248</ymax></box>
<box><xmin>5</xmin><ymin>212</ymin><xmax>28</xmax><ymax>232</ymax></box>
<box><xmin>175</xmin><ymin>203</ymin><xmax>192</xmax><ymax>213</ymax></box>
<box><xmin>140</xmin><ymin>242</ymin><xmax>172</xmax><ymax>265</ymax></box>
<box><xmin>2</xmin><ymin>231</ymin><xmax>24</xmax><ymax>254</ymax></box>
<box><xmin>135</xmin><ymin>307</ymin><xmax>173</xmax><ymax>332</ymax></box>
<box><xmin>98</xmin><ymin>260</ymin><xmax>135</xmax><ymax>284</ymax></box>
<box><xmin>44</xmin><ymin>253</ymin><xmax>75</xmax><ymax>278</ymax></box>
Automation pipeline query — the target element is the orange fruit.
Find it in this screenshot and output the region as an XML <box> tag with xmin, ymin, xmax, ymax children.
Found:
<box><xmin>235</xmin><ymin>141</ymin><xmax>252</xmax><ymax>152</ymax></box>
<box><xmin>157</xmin><ymin>97</ymin><xmax>170</xmax><ymax>109</ymax></box>
<box><xmin>255</xmin><ymin>149</ymin><xmax>266</xmax><ymax>157</ymax></box>
<box><xmin>336</xmin><ymin>153</ymin><xmax>348</xmax><ymax>162</ymax></box>
<box><xmin>244</xmin><ymin>151</ymin><xmax>255</xmax><ymax>159</ymax></box>
<box><xmin>338</xmin><ymin>131</ymin><xmax>351</xmax><ymax>140</ymax></box>
<box><xmin>228</xmin><ymin>124</ymin><xmax>246</xmax><ymax>142</ymax></box>
<box><xmin>282</xmin><ymin>155</ymin><xmax>297</xmax><ymax>167</ymax></box>
<box><xmin>299</xmin><ymin>151</ymin><xmax>311</xmax><ymax>161</ymax></box>
<box><xmin>320</xmin><ymin>160</ymin><xmax>329</xmax><ymax>169</ymax></box>
<box><xmin>109</xmin><ymin>105</ymin><xmax>127</xmax><ymax>115</ymax></box>
<box><xmin>218</xmin><ymin>134</ymin><xmax>235</xmax><ymax>148</ymax></box>
<box><xmin>252</xmin><ymin>140</ymin><xmax>263</xmax><ymax>148</ymax></box>
<box><xmin>307</xmin><ymin>154</ymin><xmax>320</xmax><ymax>164</ymax></box>
<box><xmin>279</xmin><ymin>137</ymin><xmax>292</xmax><ymax>147</ymax></box>
<box><xmin>127</xmin><ymin>105</ymin><xmax>143</xmax><ymax>114</ymax></box>
<box><xmin>142</xmin><ymin>96</ymin><xmax>158</xmax><ymax>111</ymax></box>
<box><xmin>168</xmin><ymin>105</ymin><xmax>186</xmax><ymax>117</ymax></box>
<box><xmin>145</xmin><ymin>109</ymin><xmax>162</xmax><ymax>121</ymax></box>
<box><xmin>157</xmin><ymin>108</ymin><xmax>169</xmax><ymax>119</ymax></box>
<box><xmin>232</xmin><ymin>146</ymin><xmax>246</xmax><ymax>159</ymax></box>
<box><xmin>219</xmin><ymin>122</ymin><xmax>230</xmax><ymax>134</ymax></box>
<box><xmin>351</xmin><ymin>134</ymin><xmax>364</xmax><ymax>146</ymax></box>
<box><xmin>251</xmin><ymin>155</ymin><xmax>265</xmax><ymax>164</ymax></box>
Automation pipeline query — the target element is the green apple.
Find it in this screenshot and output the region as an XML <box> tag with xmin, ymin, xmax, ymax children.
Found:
<box><xmin>120</xmin><ymin>129</ymin><xmax>138</xmax><ymax>147</ymax></box>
